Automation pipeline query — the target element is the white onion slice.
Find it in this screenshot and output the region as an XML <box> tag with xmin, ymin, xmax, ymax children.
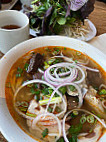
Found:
<box><xmin>13</xmin><ymin>79</ymin><xmax>67</xmax><ymax>119</ymax></box>
<box><xmin>63</xmin><ymin>109</ymin><xmax>106</xmax><ymax>142</ymax></box>
<box><xmin>32</xmin><ymin>113</ymin><xmax>61</xmax><ymax>141</ymax></box>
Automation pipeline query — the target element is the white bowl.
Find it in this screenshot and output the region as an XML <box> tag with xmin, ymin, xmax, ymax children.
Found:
<box><xmin>0</xmin><ymin>36</ymin><xmax>106</xmax><ymax>142</ymax></box>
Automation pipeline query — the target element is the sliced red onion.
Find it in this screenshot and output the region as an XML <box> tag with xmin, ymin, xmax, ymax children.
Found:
<box><xmin>63</xmin><ymin>109</ymin><xmax>106</xmax><ymax>142</ymax></box>
<box><xmin>52</xmin><ymin>55</ymin><xmax>98</xmax><ymax>72</ymax></box>
<box><xmin>78</xmin><ymin>64</ymin><xmax>99</xmax><ymax>72</ymax></box>
<box><xmin>45</xmin><ymin>83</ymin><xmax>83</xmax><ymax>118</ymax></box>
<box><xmin>32</xmin><ymin>113</ymin><xmax>62</xmax><ymax>141</ymax></box>
<box><xmin>13</xmin><ymin>79</ymin><xmax>67</xmax><ymax>119</ymax></box>
<box><xmin>44</xmin><ymin>62</ymin><xmax>85</xmax><ymax>86</ymax></box>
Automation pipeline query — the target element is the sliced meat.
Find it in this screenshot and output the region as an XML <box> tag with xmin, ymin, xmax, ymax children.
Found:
<box><xmin>86</xmin><ymin>70</ymin><xmax>102</xmax><ymax>87</ymax></box>
<box><xmin>67</xmin><ymin>95</ymin><xmax>78</xmax><ymax>110</ymax></box>
<box><xmin>27</xmin><ymin>53</ymin><xmax>44</xmax><ymax>74</ymax></box>
<box><xmin>78</xmin><ymin>122</ymin><xmax>103</xmax><ymax>142</ymax></box>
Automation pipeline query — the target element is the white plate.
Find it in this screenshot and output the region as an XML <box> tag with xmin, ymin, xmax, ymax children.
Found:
<box><xmin>0</xmin><ymin>36</ymin><xmax>106</xmax><ymax>142</ymax></box>
<box><xmin>0</xmin><ymin>0</ymin><xmax>18</xmax><ymax>11</ymax></box>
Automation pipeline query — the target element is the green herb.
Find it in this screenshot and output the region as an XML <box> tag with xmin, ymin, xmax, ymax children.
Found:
<box><xmin>41</xmin><ymin>88</ymin><xmax>49</xmax><ymax>95</ymax></box>
<box><xmin>48</xmin><ymin>87</ymin><xmax>53</xmax><ymax>95</ymax></box>
<box><xmin>45</xmin><ymin>47</ymin><xmax>51</xmax><ymax>51</ymax></box>
<box><xmin>86</xmin><ymin>115</ymin><xmax>94</xmax><ymax>123</ymax></box>
<box><xmin>42</xmin><ymin>128</ymin><xmax>48</xmax><ymax>138</ymax></box>
<box><xmin>56</xmin><ymin>137</ymin><xmax>65</xmax><ymax>142</ymax></box>
<box><xmin>48</xmin><ymin>58</ymin><xmax>55</xmax><ymax>65</ymax></box>
<box><xmin>30</xmin><ymin>87</ymin><xmax>40</xmax><ymax>95</ymax></box>
<box><xmin>80</xmin><ymin>116</ymin><xmax>86</xmax><ymax>124</ymax></box>
<box><xmin>42</xmin><ymin>75</ymin><xmax>45</xmax><ymax>80</ymax></box>
<box><xmin>70</xmin><ymin>112</ymin><xmax>76</xmax><ymax>119</ymax></box>
<box><xmin>26</xmin><ymin>112</ymin><xmax>36</xmax><ymax>117</ymax></box>
<box><xmin>74</xmin><ymin>60</ymin><xmax>78</xmax><ymax>63</ymax></box>
<box><xmin>35</xmin><ymin>90</ymin><xmax>40</xmax><ymax>95</ymax></box>
<box><xmin>34</xmin><ymin>84</ymin><xmax>38</xmax><ymax>89</ymax></box>
<box><xmin>69</xmin><ymin>85</ymin><xmax>76</xmax><ymax>92</ymax></box>
<box><xmin>24</xmin><ymin>63</ymin><xmax>29</xmax><ymax>71</ymax></box>
<box><xmin>99</xmin><ymin>89</ymin><xmax>106</xmax><ymax>95</ymax></box>
<box><xmin>68</xmin><ymin>123</ymin><xmax>82</xmax><ymax>135</ymax></box>
<box><xmin>16</xmin><ymin>67</ymin><xmax>23</xmax><ymax>77</ymax></box>
<box><xmin>68</xmin><ymin>134</ymin><xmax>77</xmax><ymax>142</ymax></box>
<box><xmin>59</xmin><ymin>86</ymin><xmax>67</xmax><ymax>95</ymax></box>
<box><xmin>64</xmin><ymin>47</ymin><xmax>66</xmax><ymax>50</ymax></box>
<box><xmin>30</xmin><ymin>87</ymin><xmax>36</xmax><ymax>94</ymax></box>
<box><xmin>48</xmin><ymin>107</ymin><xmax>53</xmax><ymax>113</ymax></box>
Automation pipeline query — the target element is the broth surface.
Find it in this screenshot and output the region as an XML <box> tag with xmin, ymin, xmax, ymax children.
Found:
<box><xmin>5</xmin><ymin>46</ymin><xmax>106</xmax><ymax>142</ymax></box>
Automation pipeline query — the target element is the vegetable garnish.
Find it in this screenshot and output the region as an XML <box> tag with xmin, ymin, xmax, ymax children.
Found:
<box><xmin>39</xmin><ymin>97</ymin><xmax>62</xmax><ymax>106</ymax></box>
<box><xmin>28</xmin><ymin>0</ymin><xmax>95</xmax><ymax>36</ymax></box>
<box><xmin>87</xmin><ymin>115</ymin><xmax>95</xmax><ymax>123</ymax></box>
<box><xmin>42</xmin><ymin>128</ymin><xmax>49</xmax><ymax>138</ymax></box>
<box><xmin>16</xmin><ymin>67</ymin><xmax>23</xmax><ymax>77</ymax></box>
<box><xmin>99</xmin><ymin>89</ymin><xmax>106</xmax><ymax>95</ymax></box>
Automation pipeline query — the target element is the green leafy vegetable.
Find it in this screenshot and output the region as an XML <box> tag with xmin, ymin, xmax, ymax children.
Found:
<box><xmin>42</xmin><ymin>128</ymin><xmax>48</xmax><ymax>138</ymax></box>
<box><xmin>99</xmin><ymin>89</ymin><xmax>106</xmax><ymax>95</ymax></box>
<box><xmin>57</xmin><ymin>137</ymin><xmax>65</xmax><ymax>142</ymax></box>
<box><xmin>69</xmin><ymin>85</ymin><xmax>76</xmax><ymax>92</ymax></box>
<box><xmin>59</xmin><ymin>86</ymin><xmax>67</xmax><ymax>95</ymax></box>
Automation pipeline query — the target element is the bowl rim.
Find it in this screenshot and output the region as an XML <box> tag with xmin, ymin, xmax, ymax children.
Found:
<box><xmin>0</xmin><ymin>35</ymin><xmax>106</xmax><ymax>142</ymax></box>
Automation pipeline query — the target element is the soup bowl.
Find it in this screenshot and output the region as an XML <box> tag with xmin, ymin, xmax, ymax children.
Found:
<box><xmin>0</xmin><ymin>36</ymin><xmax>106</xmax><ymax>142</ymax></box>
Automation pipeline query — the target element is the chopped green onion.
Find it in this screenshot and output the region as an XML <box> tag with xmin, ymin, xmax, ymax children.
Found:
<box><xmin>39</xmin><ymin>97</ymin><xmax>62</xmax><ymax>105</ymax></box>
<box><xmin>74</xmin><ymin>60</ymin><xmax>78</xmax><ymax>63</ymax></box>
<box><xmin>19</xmin><ymin>108</ymin><xmax>27</xmax><ymax>112</ymax></box>
<box><xmin>42</xmin><ymin>128</ymin><xmax>48</xmax><ymax>138</ymax></box>
<box><xmin>87</xmin><ymin>115</ymin><xmax>94</xmax><ymax>123</ymax></box>
<box><xmin>21</xmin><ymin>101</ymin><xmax>29</xmax><ymax>108</ymax></box>
<box><xmin>99</xmin><ymin>89</ymin><xmax>106</xmax><ymax>95</ymax></box>
<box><xmin>64</xmin><ymin>47</ymin><xmax>66</xmax><ymax>50</ymax></box>
<box><xmin>80</xmin><ymin>116</ymin><xmax>86</xmax><ymax>124</ymax></box>
<box><xmin>48</xmin><ymin>58</ymin><xmax>55</xmax><ymax>65</ymax></box>
<box><xmin>26</xmin><ymin>112</ymin><xmax>36</xmax><ymax>117</ymax></box>
<box><xmin>24</xmin><ymin>63</ymin><xmax>29</xmax><ymax>71</ymax></box>
<box><xmin>73</xmin><ymin>110</ymin><xmax>78</xmax><ymax>116</ymax></box>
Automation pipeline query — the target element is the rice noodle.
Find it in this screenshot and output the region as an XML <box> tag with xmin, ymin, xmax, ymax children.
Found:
<box><xmin>32</xmin><ymin>113</ymin><xmax>62</xmax><ymax>141</ymax></box>
<box><xmin>63</xmin><ymin>109</ymin><xmax>106</xmax><ymax>142</ymax></box>
<box><xmin>13</xmin><ymin>79</ymin><xmax>67</xmax><ymax>119</ymax></box>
